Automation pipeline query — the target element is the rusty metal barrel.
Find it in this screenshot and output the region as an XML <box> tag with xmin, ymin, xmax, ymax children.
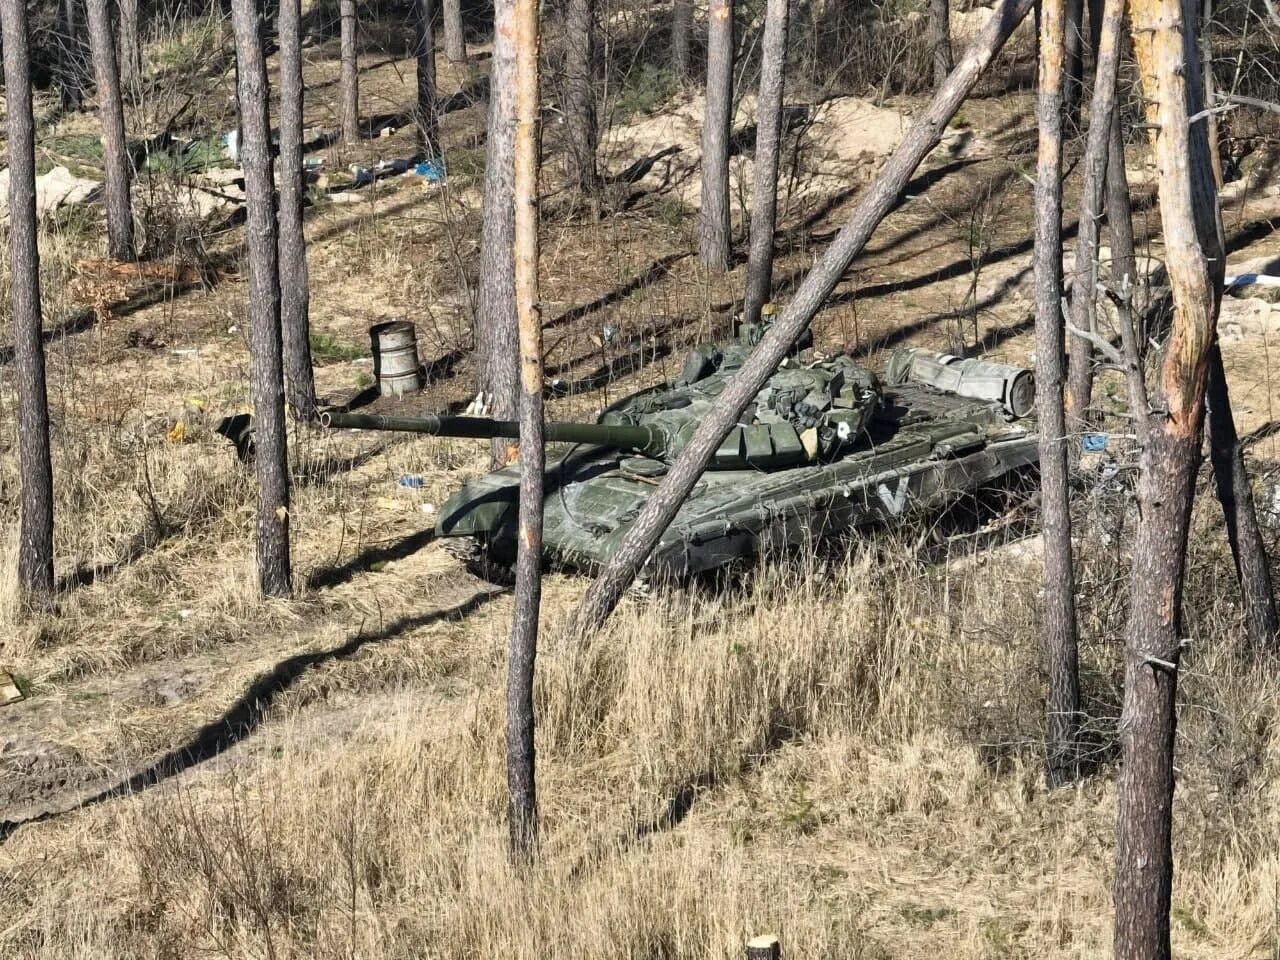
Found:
<box><xmin>369</xmin><ymin>320</ymin><xmax>422</xmax><ymax>397</ymax></box>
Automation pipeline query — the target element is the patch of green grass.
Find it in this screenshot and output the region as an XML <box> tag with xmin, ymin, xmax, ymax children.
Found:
<box><xmin>144</xmin><ymin>137</ymin><xmax>225</xmax><ymax>175</ymax></box>
<box><xmin>355</xmin><ymin>371</ymin><xmax>376</xmax><ymax>389</ymax></box>
<box><xmin>310</xmin><ymin>333</ymin><xmax>367</xmax><ymax>365</ymax></box>
<box><xmin>153</xmin><ymin>18</ymin><xmax>223</xmax><ymax>72</ymax></box>
<box><xmin>615</xmin><ymin>63</ymin><xmax>680</xmax><ymax>119</ymax></box>
<box><xmin>1171</xmin><ymin>905</ymin><xmax>1211</xmax><ymax>940</ymax></box>
<box><xmin>898</xmin><ymin>904</ymin><xmax>955</xmax><ymax>929</ymax></box>
<box><xmin>37</xmin><ymin>135</ymin><xmax>104</xmax><ymax>177</ymax></box>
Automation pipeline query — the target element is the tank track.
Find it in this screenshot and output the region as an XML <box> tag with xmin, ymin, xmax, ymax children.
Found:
<box><xmin>440</xmin><ymin>535</ymin><xmax>516</xmax><ymax>587</ymax></box>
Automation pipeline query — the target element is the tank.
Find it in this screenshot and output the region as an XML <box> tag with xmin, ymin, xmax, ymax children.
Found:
<box><xmin>320</xmin><ymin>325</ymin><xmax>1040</xmax><ymax>583</ymax></box>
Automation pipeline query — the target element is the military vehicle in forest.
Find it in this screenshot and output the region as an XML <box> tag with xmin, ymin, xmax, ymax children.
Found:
<box><xmin>321</xmin><ymin>322</ymin><xmax>1040</xmax><ymax>583</ymax></box>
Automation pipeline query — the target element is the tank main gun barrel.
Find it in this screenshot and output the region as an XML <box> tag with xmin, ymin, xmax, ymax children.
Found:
<box><xmin>320</xmin><ymin>410</ymin><xmax>665</xmax><ymax>455</ymax></box>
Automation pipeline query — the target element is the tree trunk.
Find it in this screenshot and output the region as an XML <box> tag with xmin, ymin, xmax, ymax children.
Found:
<box><xmin>508</xmin><ymin>0</ymin><xmax>543</xmax><ymax>862</ymax></box>
<box><xmin>117</xmin><ymin>0</ymin><xmax>140</xmax><ymax>94</ymax></box>
<box><xmin>1033</xmin><ymin>0</ymin><xmax>1081</xmax><ymax>788</ymax></box>
<box><xmin>929</xmin><ymin>0</ymin><xmax>953</xmax><ymax>89</ymax></box>
<box><xmin>476</xmin><ymin>0</ymin><xmax>521</xmax><ymax>466</ymax></box>
<box><xmin>1064</xmin><ymin>0</ymin><xmax>1085</xmax><ymax>113</ymax></box>
<box><xmin>57</xmin><ymin>0</ymin><xmax>85</xmax><ymax>110</ymax></box>
<box><xmin>1</xmin><ymin>0</ymin><xmax>56</xmax><ymax>605</ymax></box>
<box><xmin>277</xmin><ymin>0</ymin><xmax>316</xmax><ymax>421</ymax></box>
<box><xmin>442</xmin><ymin>0</ymin><xmax>466</xmax><ymax>62</ymax></box>
<box><xmin>559</xmin><ymin>0</ymin><xmax>599</xmax><ymax>202</ymax></box>
<box><xmin>1114</xmin><ymin>0</ymin><xmax>1223</xmax><ymax>955</ymax></box>
<box><xmin>672</xmin><ymin>0</ymin><xmax>693</xmax><ymax>77</ymax></box>
<box><xmin>742</xmin><ymin>0</ymin><xmax>789</xmax><ymax>327</ymax></box>
<box><xmin>415</xmin><ymin>0</ymin><xmax>441</xmax><ymax>159</ymax></box>
<box><xmin>1206</xmin><ymin>349</ymin><xmax>1279</xmax><ymax>647</ymax></box>
<box><xmin>85</xmin><ymin>0</ymin><xmax>136</xmax><ymax>262</ymax></box>
<box><xmin>230</xmin><ymin>0</ymin><xmax>292</xmax><ymax>598</ymax></box>
<box><xmin>574</xmin><ymin>0</ymin><xmax>1036</xmax><ymax>633</ymax></box>
<box><xmin>339</xmin><ymin>0</ymin><xmax>360</xmax><ymax>145</ymax></box>
<box><xmin>699</xmin><ymin>0</ymin><xmax>734</xmax><ymax>272</ymax></box>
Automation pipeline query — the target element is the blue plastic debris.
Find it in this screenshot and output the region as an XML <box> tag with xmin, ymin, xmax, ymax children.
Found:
<box><xmin>399</xmin><ymin>475</ymin><xmax>425</xmax><ymax>489</ymax></box>
<box><xmin>414</xmin><ymin>159</ymin><xmax>446</xmax><ymax>183</ymax></box>
<box><xmin>1082</xmin><ymin>433</ymin><xmax>1108</xmax><ymax>453</ymax></box>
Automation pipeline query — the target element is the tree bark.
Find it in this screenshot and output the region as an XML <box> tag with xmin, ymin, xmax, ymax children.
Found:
<box><xmin>231</xmin><ymin>0</ymin><xmax>292</xmax><ymax>598</ymax></box>
<box><xmin>85</xmin><ymin>0</ymin><xmax>136</xmax><ymax>262</ymax></box>
<box><xmin>415</xmin><ymin>0</ymin><xmax>442</xmax><ymax>159</ymax></box>
<box><xmin>559</xmin><ymin>0</ymin><xmax>599</xmax><ymax>202</ymax></box>
<box><xmin>700</xmin><ymin>0</ymin><xmax>734</xmax><ymax>272</ymax></box>
<box><xmin>929</xmin><ymin>0</ymin><xmax>953</xmax><ymax>89</ymax></box>
<box><xmin>117</xmin><ymin>0</ymin><xmax>140</xmax><ymax>94</ymax></box>
<box><xmin>339</xmin><ymin>0</ymin><xmax>360</xmax><ymax>145</ymax></box>
<box><xmin>1064</xmin><ymin>0</ymin><xmax>1085</xmax><ymax>113</ymax></box>
<box><xmin>574</xmin><ymin>0</ymin><xmax>1036</xmax><ymax>633</ymax></box>
<box><xmin>672</xmin><ymin>0</ymin><xmax>693</xmax><ymax>77</ymax></box>
<box><xmin>508</xmin><ymin>0</ymin><xmax>543</xmax><ymax>862</ymax></box>
<box><xmin>277</xmin><ymin>0</ymin><xmax>316</xmax><ymax>421</ymax></box>
<box><xmin>57</xmin><ymin>0</ymin><xmax>86</xmax><ymax>110</ymax></box>
<box><xmin>1</xmin><ymin>0</ymin><xmax>56</xmax><ymax>605</ymax></box>
<box><xmin>476</xmin><ymin>0</ymin><xmax>521</xmax><ymax>466</ymax></box>
<box><xmin>442</xmin><ymin>0</ymin><xmax>466</xmax><ymax>62</ymax></box>
<box><xmin>1114</xmin><ymin>0</ymin><xmax>1223</xmax><ymax>955</ymax></box>
<box><xmin>1033</xmin><ymin>0</ymin><xmax>1081</xmax><ymax>788</ymax></box>
<box><xmin>742</xmin><ymin>0</ymin><xmax>789</xmax><ymax>327</ymax></box>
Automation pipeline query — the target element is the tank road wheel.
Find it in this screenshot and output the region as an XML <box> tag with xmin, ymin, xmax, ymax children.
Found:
<box><xmin>441</xmin><ymin>536</ymin><xmax>516</xmax><ymax>587</ymax></box>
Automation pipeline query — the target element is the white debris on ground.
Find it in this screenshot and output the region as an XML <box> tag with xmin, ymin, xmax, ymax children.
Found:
<box><xmin>0</xmin><ymin>165</ymin><xmax>100</xmax><ymax>220</ymax></box>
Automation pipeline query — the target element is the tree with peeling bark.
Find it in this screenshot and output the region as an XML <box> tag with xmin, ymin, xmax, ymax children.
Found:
<box><xmin>1</xmin><ymin>0</ymin><xmax>56</xmax><ymax>606</ymax></box>
<box><xmin>557</xmin><ymin>0</ymin><xmax>600</xmax><ymax>204</ymax></box>
<box><xmin>699</xmin><ymin>0</ymin><xmax>734</xmax><ymax>272</ymax></box>
<box><xmin>573</xmin><ymin>0</ymin><xmax>1036</xmax><ymax>633</ymax></box>
<box><xmin>340</xmin><ymin>0</ymin><xmax>360</xmax><ymax>145</ymax></box>
<box><xmin>1032</xmin><ymin>0</ymin><xmax>1081</xmax><ymax>788</ymax></box>
<box><xmin>742</xmin><ymin>0</ymin><xmax>789</xmax><ymax>327</ymax></box>
<box><xmin>672</xmin><ymin>0</ymin><xmax>693</xmax><ymax>77</ymax></box>
<box><xmin>442</xmin><ymin>0</ymin><xmax>466</xmax><ymax>62</ymax></box>
<box><xmin>230</xmin><ymin>0</ymin><xmax>292</xmax><ymax>598</ymax></box>
<box><xmin>1113</xmin><ymin>0</ymin><xmax>1228</xmax><ymax>955</ymax></box>
<box><xmin>86</xmin><ymin>0</ymin><xmax>136</xmax><ymax>262</ymax></box>
<box><xmin>929</xmin><ymin>0</ymin><xmax>952</xmax><ymax>89</ymax></box>
<box><xmin>278</xmin><ymin>0</ymin><xmax>317</xmax><ymax>421</ymax></box>
<box><xmin>415</xmin><ymin>0</ymin><xmax>442</xmax><ymax>159</ymax></box>
<box><xmin>508</xmin><ymin>0</ymin><xmax>543</xmax><ymax>862</ymax></box>
<box><xmin>476</xmin><ymin>0</ymin><xmax>521</xmax><ymax>467</ymax></box>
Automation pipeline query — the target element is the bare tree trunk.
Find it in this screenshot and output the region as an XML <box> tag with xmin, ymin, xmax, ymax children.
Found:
<box><xmin>85</xmin><ymin>0</ymin><xmax>136</xmax><ymax>262</ymax></box>
<box><xmin>117</xmin><ymin>0</ymin><xmax>140</xmax><ymax>95</ymax></box>
<box><xmin>278</xmin><ymin>0</ymin><xmax>316</xmax><ymax>421</ymax></box>
<box><xmin>1201</xmin><ymin>0</ymin><xmax>1223</xmax><ymax>188</ymax></box>
<box><xmin>742</xmin><ymin>0</ymin><xmax>789</xmax><ymax>327</ymax></box>
<box><xmin>1114</xmin><ymin>0</ymin><xmax>1223</xmax><ymax>955</ymax></box>
<box><xmin>57</xmin><ymin>0</ymin><xmax>85</xmax><ymax>110</ymax></box>
<box><xmin>1064</xmin><ymin>0</ymin><xmax>1085</xmax><ymax>113</ymax></box>
<box><xmin>559</xmin><ymin>0</ymin><xmax>599</xmax><ymax>203</ymax></box>
<box><xmin>1106</xmin><ymin>114</ymin><xmax>1137</xmax><ymax>293</ymax></box>
<box><xmin>1033</xmin><ymin>0</ymin><xmax>1081</xmax><ymax>788</ymax></box>
<box><xmin>673</xmin><ymin>0</ymin><xmax>693</xmax><ymax>77</ymax></box>
<box><xmin>1</xmin><ymin>0</ymin><xmax>56</xmax><ymax>605</ymax></box>
<box><xmin>477</xmin><ymin>0</ymin><xmax>520</xmax><ymax>466</ymax></box>
<box><xmin>699</xmin><ymin>0</ymin><xmax>734</xmax><ymax>272</ymax></box>
<box><xmin>231</xmin><ymin>0</ymin><xmax>292</xmax><ymax>598</ymax></box>
<box><xmin>442</xmin><ymin>0</ymin><xmax>466</xmax><ymax>62</ymax></box>
<box><xmin>339</xmin><ymin>0</ymin><xmax>359</xmax><ymax>145</ymax></box>
<box><xmin>574</xmin><ymin>0</ymin><xmax>1036</xmax><ymax>633</ymax></box>
<box><xmin>415</xmin><ymin>0</ymin><xmax>441</xmax><ymax>159</ymax></box>
<box><xmin>929</xmin><ymin>0</ymin><xmax>953</xmax><ymax>89</ymax></box>
<box><xmin>508</xmin><ymin>0</ymin><xmax>543</xmax><ymax>861</ymax></box>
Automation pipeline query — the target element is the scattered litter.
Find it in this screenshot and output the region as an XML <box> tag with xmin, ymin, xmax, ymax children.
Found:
<box><xmin>379</xmin><ymin>125</ymin><xmax>395</xmax><ymax>138</ymax></box>
<box><xmin>167</xmin><ymin>421</ymin><xmax>188</xmax><ymax>444</ymax></box>
<box><xmin>419</xmin><ymin>502</ymin><xmax>436</xmax><ymax>515</ymax></box>
<box><xmin>464</xmin><ymin>391</ymin><xmax>490</xmax><ymax>416</ymax></box>
<box><xmin>1082</xmin><ymin>433</ymin><xmax>1109</xmax><ymax>452</ymax></box>
<box><xmin>171</xmin><ymin>347</ymin><xmax>198</xmax><ymax>357</ymax></box>
<box><xmin>303</xmin><ymin>157</ymin><xmax>325</xmax><ymax>171</ymax></box>
<box><xmin>414</xmin><ymin>159</ymin><xmax>446</xmax><ymax>183</ymax></box>
<box><xmin>220</xmin><ymin>129</ymin><xmax>240</xmax><ymax>161</ymax></box>
<box><xmin>399</xmin><ymin>474</ymin><xmax>425</xmax><ymax>489</ymax></box>
<box><xmin>375</xmin><ymin>158</ymin><xmax>410</xmax><ymax>176</ymax></box>
<box><xmin>227</xmin><ymin>324</ymin><xmax>239</xmax><ymax>334</ymax></box>
<box><xmin>0</xmin><ymin>671</ymin><xmax>23</xmax><ymax>706</ymax></box>
<box><xmin>178</xmin><ymin>608</ymin><xmax>193</xmax><ymax>620</ymax></box>
<box><xmin>349</xmin><ymin>164</ymin><xmax>374</xmax><ymax>185</ymax></box>
<box><xmin>1225</xmin><ymin>274</ymin><xmax>1280</xmax><ymax>289</ymax></box>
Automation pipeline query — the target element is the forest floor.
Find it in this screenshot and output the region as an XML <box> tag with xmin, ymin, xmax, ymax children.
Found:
<box><xmin>3</xmin><ymin>7</ymin><xmax>1280</xmax><ymax>958</ymax></box>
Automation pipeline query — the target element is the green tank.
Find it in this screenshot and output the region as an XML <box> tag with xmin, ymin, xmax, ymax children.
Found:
<box><xmin>321</xmin><ymin>328</ymin><xmax>1040</xmax><ymax>582</ymax></box>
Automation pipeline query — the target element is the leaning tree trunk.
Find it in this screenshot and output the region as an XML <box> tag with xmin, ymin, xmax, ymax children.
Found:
<box><xmin>415</xmin><ymin>0</ymin><xmax>442</xmax><ymax>158</ymax></box>
<box><xmin>1</xmin><ymin>0</ymin><xmax>56</xmax><ymax>605</ymax></box>
<box><xmin>230</xmin><ymin>0</ymin><xmax>292</xmax><ymax>598</ymax></box>
<box><xmin>672</xmin><ymin>0</ymin><xmax>693</xmax><ymax>77</ymax></box>
<box><xmin>85</xmin><ymin>0</ymin><xmax>136</xmax><ymax>262</ymax></box>
<box><xmin>574</xmin><ymin>0</ymin><xmax>1036</xmax><ymax>633</ymax></box>
<box><xmin>1033</xmin><ymin>0</ymin><xmax>1081</xmax><ymax>788</ymax></box>
<box><xmin>278</xmin><ymin>0</ymin><xmax>317</xmax><ymax>421</ymax></box>
<box><xmin>339</xmin><ymin>0</ymin><xmax>360</xmax><ymax>145</ymax></box>
<box><xmin>442</xmin><ymin>0</ymin><xmax>466</xmax><ymax>62</ymax></box>
<box><xmin>699</xmin><ymin>0</ymin><xmax>734</xmax><ymax>272</ymax></box>
<box><xmin>559</xmin><ymin>0</ymin><xmax>600</xmax><ymax>203</ymax></box>
<box><xmin>1114</xmin><ymin>0</ymin><xmax>1223</xmax><ymax>956</ymax></box>
<box><xmin>508</xmin><ymin>0</ymin><xmax>543</xmax><ymax>862</ymax></box>
<box><xmin>476</xmin><ymin>0</ymin><xmax>521</xmax><ymax>466</ymax></box>
<box><xmin>929</xmin><ymin>0</ymin><xmax>953</xmax><ymax>89</ymax></box>
<box><xmin>742</xmin><ymin>0</ymin><xmax>789</xmax><ymax>327</ymax></box>
<box><xmin>117</xmin><ymin>0</ymin><xmax>141</xmax><ymax>94</ymax></box>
